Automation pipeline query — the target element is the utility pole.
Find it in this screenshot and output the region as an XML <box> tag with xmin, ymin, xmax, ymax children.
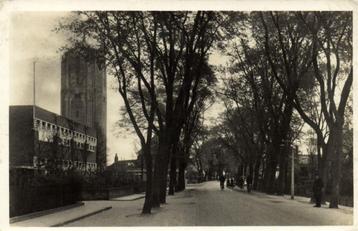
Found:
<box><xmin>32</xmin><ymin>58</ymin><xmax>38</xmax><ymax>169</ymax></box>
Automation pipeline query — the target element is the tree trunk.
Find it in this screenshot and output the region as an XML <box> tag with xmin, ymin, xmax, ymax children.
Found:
<box><xmin>243</xmin><ymin>164</ymin><xmax>247</xmax><ymax>176</ymax></box>
<box><xmin>159</xmin><ymin>138</ymin><xmax>171</xmax><ymax>204</ymax></box>
<box><xmin>320</xmin><ymin>155</ymin><xmax>329</xmax><ymax>205</ymax></box>
<box><xmin>264</xmin><ymin>156</ymin><xmax>277</xmax><ymax>194</ymax></box>
<box><xmin>253</xmin><ymin>156</ymin><xmax>261</xmax><ymax>190</ymax></box>
<box><xmin>249</xmin><ymin>162</ymin><xmax>254</xmax><ymax>177</ymax></box>
<box><xmin>142</xmin><ymin>146</ymin><xmax>153</xmax><ymax>214</ymax></box>
<box><xmin>152</xmin><ymin>133</ymin><xmax>172</xmax><ymax>206</ymax></box>
<box><xmin>176</xmin><ymin>160</ymin><xmax>186</xmax><ymax>192</ymax></box>
<box><xmin>277</xmin><ymin>151</ymin><xmax>287</xmax><ymax>195</ymax></box>
<box><xmin>310</xmin><ymin>142</ymin><xmax>328</xmax><ymax>204</ymax></box>
<box><xmin>159</xmin><ymin>153</ymin><xmax>170</xmax><ymax>203</ymax></box>
<box><xmin>329</xmin><ymin>126</ymin><xmax>343</xmax><ymax>208</ymax></box>
<box><xmin>152</xmin><ymin>150</ymin><xmax>164</xmax><ymax>208</ymax></box>
<box><xmin>168</xmin><ymin>154</ymin><xmax>177</xmax><ymax>195</ymax></box>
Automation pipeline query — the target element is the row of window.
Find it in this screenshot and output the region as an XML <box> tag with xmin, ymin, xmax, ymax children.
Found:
<box><xmin>33</xmin><ymin>156</ymin><xmax>97</xmax><ymax>170</ymax></box>
<box><xmin>38</xmin><ymin>132</ymin><xmax>96</xmax><ymax>152</ymax></box>
<box><xmin>34</xmin><ymin>118</ymin><xmax>97</xmax><ymax>145</ymax></box>
<box><xmin>61</xmin><ymin>139</ymin><xmax>96</xmax><ymax>151</ymax></box>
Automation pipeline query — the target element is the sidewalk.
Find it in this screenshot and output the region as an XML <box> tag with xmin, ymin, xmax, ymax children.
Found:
<box><xmin>229</xmin><ymin>186</ymin><xmax>353</xmax><ymax>213</ymax></box>
<box><xmin>10</xmin><ymin>202</ymin><xmax>85</xmax><ymax>224</ymax></box>
<box><xmin>11</xmin><ymin>201</ymin><xmax>112</xmax><ymax>227</ymax></box>
<box><xmin>11</xmin><ymin>191</ymin><xmax>150</xmax><ymax>227</ymax></box>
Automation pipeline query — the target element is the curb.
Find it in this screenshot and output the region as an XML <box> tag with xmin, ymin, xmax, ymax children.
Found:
<box><xmin>10</xmin><ymin>202</ymin><xmax>85</xmax><ymax>224</ymax></box>
<box><xmin>111</xmin><ymin>195</ymin><xmax>145</xmax><ymax>201</ymax></box>
<box><xmin>51</xmin><ymin>206</ymin><xmax>112</xmax><ymax>227</ymax></box>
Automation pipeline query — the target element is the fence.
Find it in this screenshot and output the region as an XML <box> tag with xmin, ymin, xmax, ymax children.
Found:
<box><xmin>10</xmin><ymin>167</ymin><xmax>81</xmax><ymax>217</ymax></box>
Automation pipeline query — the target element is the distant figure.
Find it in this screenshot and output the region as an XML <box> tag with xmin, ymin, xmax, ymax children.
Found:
<box><xmin>246</xmin><ymin>174</ymin><xmax>253</xmax><ymax>193</ymax></box>
<box><xmin>219</xmin><ymin>175</ymin><xmax>226</xmax><ymax>190</ymax></box>
<box><xmin>313</xmin><ymin>174</ymin><xmax>323</xmax><ymax>207</ymax></box>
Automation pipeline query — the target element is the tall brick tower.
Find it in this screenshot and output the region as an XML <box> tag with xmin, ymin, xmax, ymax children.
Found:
<box><xmin>61</xmin><ymin>50</ymin><xmax>107</xmax><ymax>168</ymax></box>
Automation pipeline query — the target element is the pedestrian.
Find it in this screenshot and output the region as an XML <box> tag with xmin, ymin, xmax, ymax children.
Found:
<box><xmin>246</xmin><ymin>174</ymin><xmax>253</xmax><ymax>193</ymax></box>
<box><xmin>219</xmin><ymin>174</ymin><xmax>226</xmax><ymax>190</ymax></box>
<box><xmin>313</xmin><ymin>174</ymin><xmax>323</xmax><ymax>207</ymax></box>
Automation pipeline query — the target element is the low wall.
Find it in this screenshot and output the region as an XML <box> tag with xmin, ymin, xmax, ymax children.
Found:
<box><xmin>81</xmin><ymin>183</ymin><xmax>145</xmax><ymax>200</ymax></box>
<box><xmin>10</xmin><ymin>183</ymin><xmax>80</xmax><ymax>217</ymax></box>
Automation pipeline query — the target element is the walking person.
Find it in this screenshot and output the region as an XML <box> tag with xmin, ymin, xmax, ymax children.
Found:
<box><xmin>313</xmin><ymin>174</ymin><xmax>323</xmax><ymax>207</ymax></box>
<box><xmin>246</xmin><ymin>174</ymin><xmax>253</xmax><ymax>193</ymax></box>
<box><xmin>219</xmin><ymin>174</ymin><xmax>226</xmax><ymax>190</ymax></box>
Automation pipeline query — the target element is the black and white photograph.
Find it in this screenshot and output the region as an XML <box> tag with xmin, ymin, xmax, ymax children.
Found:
<box><xmin>1</xmin><ymin>1</ymin><xmax>356</xmax><ymax>229</ymax></box>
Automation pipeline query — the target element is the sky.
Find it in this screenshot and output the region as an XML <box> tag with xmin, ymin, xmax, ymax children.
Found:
<box><xmin>9</xmin><ymin>11</ymin><xmax>226</xmax><ymax>165</ymax></box>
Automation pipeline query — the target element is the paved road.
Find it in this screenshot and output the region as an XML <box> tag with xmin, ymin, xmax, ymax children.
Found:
<box><xmin>194</xmin><ymin>181</ymin><xmax>352</xmax><ymax>225</ymax></box>
<box><xmin>65</xmin><ymin>181</ymin><xmax>353</xmax><ymax>226</ymax></box>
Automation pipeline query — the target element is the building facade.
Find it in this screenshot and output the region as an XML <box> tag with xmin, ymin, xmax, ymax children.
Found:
<box><xmin>61</xmin><ymin>50</ymin><xmax>107</xmax><ymax>167</ymax></box>
<box><xmin>10</xmin><ymin>105</ymin><xmax>98</xmax><ymax>172</ymax></box>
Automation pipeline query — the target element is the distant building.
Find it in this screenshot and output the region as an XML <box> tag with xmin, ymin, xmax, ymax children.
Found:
<box><xmin>107</xmin><ymin>159</ymin><xmax>140</xmax><ymax>172</ymax></box>
<box><xmin>106</xmin><ymin>155</ymin><xmax>144</xmax><ymax>181</ymax></box>
<box><xmin>10</xmin><ymin>105</ymin><xmax>98</xmax><ymax>172</ymax></box>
